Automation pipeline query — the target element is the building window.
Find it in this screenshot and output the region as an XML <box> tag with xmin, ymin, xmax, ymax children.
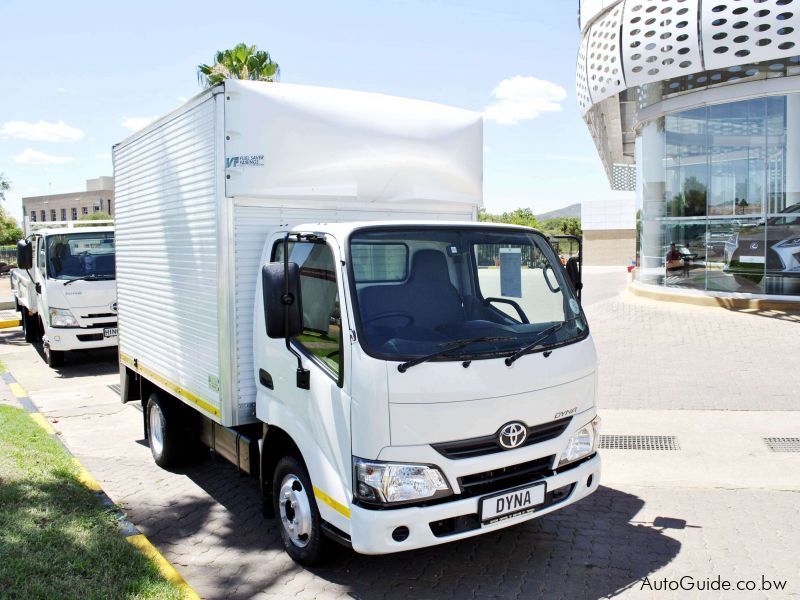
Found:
<box><xmin>61</xmin><ymin>208</ymin><xmax>67</xmax><ymax>221</ymax></box>
<box><xmin>82</xmin><ymin>207</ymin><xmax>88</xmax><ymax>215</ymax></box>
<box><xmin>94</xmin><ymin>205</ymin><xmax>100</xmax><ymax>213</ymax></box>
<box><xmin>30</xmin><ymin>211</ymin><xmax>36</xmax><ymax>222</ymax></box>
<box><xmin>51</xmin><ymin>209</ymin><xmax>57</xmax><ymax>221</ymax></box>
<box><xmin>71</xmin><ymin>208</ymin><xmax>77</xmax><ymax>220</ymax></box>
<box><xmin>41</xmin><ymin>210</ymin><xmax>46</xmax><ymax>222</ymax></box>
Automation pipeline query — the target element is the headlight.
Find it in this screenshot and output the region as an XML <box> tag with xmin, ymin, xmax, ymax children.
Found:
<box><xmin>777</xmin><ymin>236</ymin><xmax>800</xmax><ymax>248</ymax></box>
<box><xmin>558</xmin><ymin>416</ymin><xmax>600</xmax><ymax>467</ymax></box>
<box><xmin>49</xmin><ymin>307</ymin><xmax>78</xmax><ymax>328</ymax></box>
<box><xmin>353</xmin><ymin>457</ymin><xmax>452</xmax><ymax>505</ymax></box>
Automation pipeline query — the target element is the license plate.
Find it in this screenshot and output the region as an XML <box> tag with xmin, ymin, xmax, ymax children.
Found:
<box><xmin>103</xmin><ymin>327</ymin><xmax>118</xmax><ymax>338</ymax></box>
<box><xmin>739</xmin><ymin>255</ymin><xmax>765</xmax><ymax>263</ymax></box>
<box><xmin>480</xmin><ymin>482</ymin><xmax>546</xmax><ymax>523</ymax></box>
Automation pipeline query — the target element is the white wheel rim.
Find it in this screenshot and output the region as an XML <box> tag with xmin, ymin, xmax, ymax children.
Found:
<box><xmin>149</xmin><ymin>403</ymin><xmax>164</xmax><ymax>458</ymax></box>
<box><xmin>278</xmin><ymin>474</ymin><xmax>313</xmax><ymax>547</ymax></box>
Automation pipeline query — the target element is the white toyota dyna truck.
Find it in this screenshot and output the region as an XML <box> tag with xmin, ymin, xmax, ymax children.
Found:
<box><xmin>114</xmin><ymin>80</ymin><xmax>600</xmax><ymax>565</ymax></box>
<box><xmin>12</xmin><ymin>221</ymin><xmax>117</xmax><ymax>367</ymax></box>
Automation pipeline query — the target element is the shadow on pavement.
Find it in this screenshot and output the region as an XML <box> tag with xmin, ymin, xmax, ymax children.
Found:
<box><xmin>148</xmin><ymin>455</ymin><xmax>682</xmax><ymax>599</ymax></box>
<box><xmin>0</xmin><ymin>329</ymin><xmax>119</xmax><ymax>378</ymax></box>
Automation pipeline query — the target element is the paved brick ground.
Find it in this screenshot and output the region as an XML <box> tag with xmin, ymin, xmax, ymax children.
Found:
<box><xmin>585</xmin><ymin>292</ymin><xmax>800</xmax><ymax>411</ymax></box>
<box><xmin>1</xmin><ymin>274</ymin><xmax>799</xmax><ymax>598</ymax></box>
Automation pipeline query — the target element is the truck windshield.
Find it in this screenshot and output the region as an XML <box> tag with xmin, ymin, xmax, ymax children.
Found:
<box><xmin>46</xmin><ymin>232</ymin><xmax>115</xmax><ymax>281</ymax></box>
<box><xmin>349</xmin><ymin>227</ymin><xmax>587</xmax><ymax>361</ymax></box>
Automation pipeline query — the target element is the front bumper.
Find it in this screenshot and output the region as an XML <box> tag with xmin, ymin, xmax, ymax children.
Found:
<box><xmin>45</xmin><ymin>326</ymin><xmax>118</xmax><ymax>351</ymax></box>
<box><xmin>349</xmin><ymin>453</ymin><xmax>600</xmax><ymax>554</ymax></box>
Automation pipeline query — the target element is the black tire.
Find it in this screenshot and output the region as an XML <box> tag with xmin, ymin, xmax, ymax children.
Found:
<box><xmin>43</xmin><ymin>342</ymin><xmax>65</xmax><ymax>367</ymax></box>
<box><xmin>146</xmin><ymin>393</ymin><xmax>207</xmax><ymax>468</ymax></box>
<box><xmin>272</xmin><ymin>455</ymin><xmax>333</xmax><ymax>566</ymax></box>
<box><xmin>22</xmin><ymin>308</ymin><xmax>39</xmax><ymax>343</ymax></box>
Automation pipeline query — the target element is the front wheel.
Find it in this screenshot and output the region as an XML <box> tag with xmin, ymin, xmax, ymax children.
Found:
<box><xmin>272</xmin><ymin>455</ymin><xmax>333</xmax><ymax>566</ymax></box>
<box><xmin>43</xmin><ymin>342</ymin><xmax>64</xmax><ymax>367</ymax></box>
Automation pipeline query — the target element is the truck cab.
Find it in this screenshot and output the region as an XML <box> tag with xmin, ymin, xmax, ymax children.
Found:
<box><xmin>12</xmin><ymin>222</ymin><xmax>117</xmax><ymax>366</ymax></box>
<box><xmin>255</xmin><ymin>221</ymin><xmax>599</xmax><ymax>559</ymax></box>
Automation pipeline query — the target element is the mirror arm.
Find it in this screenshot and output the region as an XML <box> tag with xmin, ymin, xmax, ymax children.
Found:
<box><xmin>282</xmin><ymin>233</ymin><xmax>310</xmax><ymax>390</ymax></box>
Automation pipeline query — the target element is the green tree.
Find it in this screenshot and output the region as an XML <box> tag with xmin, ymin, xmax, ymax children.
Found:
<box><xmin>197</xmin><ymin>43</ymin><xmax>280</xmax><ymax>88</ymax></box>
<box><xmin>539</xmin><ymin>217</ymin><xmax>582</xmax><ymax>237</ymax></box>
<box><xmin>0</xmin><ymin>206</ymin><xmax>23</xmax><ymax>244</ymax></box>
<box><xmin>79</xmin><ymin>211</ymin><xmax>112</xmax><ymax>221</ymax></box>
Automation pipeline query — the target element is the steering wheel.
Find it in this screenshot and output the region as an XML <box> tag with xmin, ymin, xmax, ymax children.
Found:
<box><xmin>363</xmin><ymin>312</ymin><xmax>414</xmax><ymax>327</ymax></box>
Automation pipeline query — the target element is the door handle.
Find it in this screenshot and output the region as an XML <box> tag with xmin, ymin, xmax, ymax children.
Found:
<box><xmin>259</xmin><ymin>369</ymin><xmax>274</xmax><ymax>390</ymax></box>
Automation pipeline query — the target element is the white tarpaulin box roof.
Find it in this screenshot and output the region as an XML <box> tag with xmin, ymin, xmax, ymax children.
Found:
<box><xmin>223</xmin><ymin>80</ymin><xmax>483</xmax><ymax>206</ymax></box>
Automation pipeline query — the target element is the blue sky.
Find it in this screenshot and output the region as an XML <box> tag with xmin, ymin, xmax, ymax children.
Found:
<box><xmin>0</xmin><ymin>0</ymin><xmax>616</xmax><ymax>221</ymax></box>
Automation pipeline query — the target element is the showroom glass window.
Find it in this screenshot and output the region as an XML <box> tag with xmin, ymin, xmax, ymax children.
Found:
<box><xmin>638</xmin><ymin>94</ymin><xmax>799</xmax><ymax>296</ymax></box>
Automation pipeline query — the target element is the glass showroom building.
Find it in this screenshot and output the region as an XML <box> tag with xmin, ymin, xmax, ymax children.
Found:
<box><xmin>578</xmin><ymin>0</ymin><xmax>800</xmax><ymax>297</ymax></box>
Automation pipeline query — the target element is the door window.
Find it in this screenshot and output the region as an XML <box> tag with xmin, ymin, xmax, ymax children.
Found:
<box><xmin>274</xmin><ymin>240</ymin><xmax>342</xmax><ymax>378</ymax></box>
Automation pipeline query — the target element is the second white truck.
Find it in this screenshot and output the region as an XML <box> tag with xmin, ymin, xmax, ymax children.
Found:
<box><xmin>115</xmin><ymin>81</ymin><xmax>600</xmax><ymax>564</ymax></box>
<box><xmin>12</xmin><ymin>221</ymin><xmax>118</xmax><ymax>366</ymax></box>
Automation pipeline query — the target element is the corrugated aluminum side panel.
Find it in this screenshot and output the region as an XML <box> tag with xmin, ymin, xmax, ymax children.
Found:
<box><xmin>232</xmin><ymin>200</ymin><xmax>475</xmax><ymax>416</ymax></box>
<box><xmin>114</xmin><ymin>94</ymin><xmax>223</xmax><ymax>421</ymax></box>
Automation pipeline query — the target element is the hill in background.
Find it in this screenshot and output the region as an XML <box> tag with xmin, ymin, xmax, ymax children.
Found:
<box><xmin>535</xmin><ymin>203</ymin><xmax>581</xmax><ymax>221</ymax></box>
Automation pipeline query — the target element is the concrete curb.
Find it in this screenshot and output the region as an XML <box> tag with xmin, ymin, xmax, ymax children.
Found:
<box><xmin>0</xmin><ymin>371</ymin><xmax>200</xmax><ymax>600</ymax></box>
<box><xmin>629</xmin><ymin>280</ymin><xmax>800</xmax><ymax>313</ymax></box>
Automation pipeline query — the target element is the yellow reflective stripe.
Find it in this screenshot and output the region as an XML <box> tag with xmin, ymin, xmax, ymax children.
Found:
<box><xmin>120</xmin><ymin>353</ymin><xmax>220</xmax><ymax>418</ymax></box>
<box><xmin>126</xmin><ymin>534</ymin><xmax>200</xmax><ymax>600</ymax></box>
<box><xmin>313</xmin><ymin>486</ymin><xmax>351</xmax><ymax>519</ymax></box>
<box><xmin>8</xmin><ymin>382</ymin><xmax>27</xmax><ymax>398</ymax></box>
<box><xmin>0</xmin><ymin>318</ymin><xmax>21</xmax><ymax>329</ymax></box>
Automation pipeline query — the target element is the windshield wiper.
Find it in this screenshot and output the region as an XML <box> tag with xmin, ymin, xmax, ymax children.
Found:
<box><xmin>504</xmin><ymin>317</ymin><xmax>581</xmax><ymax>366</ymax></box>
<box><xmin>397</xmin><ymin>336</ymin><xmax>518</xmax><ymax>373</ymax></box>
<box><xmin>63</xmin><ymin>274</ymin><xmax>115</xmax><ymax>286</ymax></box>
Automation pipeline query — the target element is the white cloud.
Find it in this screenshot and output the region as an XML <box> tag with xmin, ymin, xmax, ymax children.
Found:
<box><xmin>0</xmin><ymin>119</ymin><xmax>84</xmax><ymax>142</ymax></box>
<box><xmin>484</xmin><ymin>76</ymin><xmax>567</xmax><ymax>125</ymax></box>
<box><xmin>94</xmin><ymin>152</ymin><xmax>111</xmax><ymax>160</ymax></box>
<box><xmin>121</xmin><ymin>116</ymin><xmax>158</xmax><ymax>131</ymax></box>
<box><xmin>12</xmin><ymin>148</ymin><xmax>74</xmax><ymax>165</ymax></box>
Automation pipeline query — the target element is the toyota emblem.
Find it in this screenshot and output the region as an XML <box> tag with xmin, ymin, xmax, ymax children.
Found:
<box><xmin>498</xmin><ymin>422</ymin><xmax>528</xmax><ymax>449</ymax></box>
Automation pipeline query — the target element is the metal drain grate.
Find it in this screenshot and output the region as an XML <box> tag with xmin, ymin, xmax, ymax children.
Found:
<box><xmin>108</xmin><ymin>384</ymin><xmax>121</xmax><ymax>396</ymax></box>
<box><xmin>600</xmin><ymin>435</ymin><xmax>680</xmax><ymax>451</ymax></box>
<box><xmin>763</xmin><ymin>437</ymin><xmax>800</xmax><ymax>453</ymax></box>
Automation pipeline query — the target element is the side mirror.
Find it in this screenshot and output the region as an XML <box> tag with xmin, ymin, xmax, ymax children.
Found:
<box><xmin>565</xmin><ymin>256</ymin><xmax>582</xmax><ymax>300</ymax></box>
<box><xmin>16</xmin><ymin>240</ymin><xmax>32</xmax><ymax>270</ymax></box>
<box><xmin>262</xmin><ymin>262</ymin><xmax>304</xmax><ymax>339</ymax></box>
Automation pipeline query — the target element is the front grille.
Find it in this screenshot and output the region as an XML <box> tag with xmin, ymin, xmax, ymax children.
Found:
<box><xmin>77</xmin><ymin>333</ymin><xmax>104</xmax><ymax>342</ymax></box>
<box><xmin>457</xmin><ymin>455</ymin><xmax>554</xmax><ymax>498</ymax></box>
<box><xmin>432</xmin><ymin>417</ymin><xmax>572</xmax><ymax>460</ymax></box>
<box><xmin>82</xmin><ymin>321</ymin><xmax>116</xmax><ymax>329</ymax></box>
<box><xmin>82</xmin><ymin>313</ymin><xmax>116</xmax><ymax>319</ymax></box>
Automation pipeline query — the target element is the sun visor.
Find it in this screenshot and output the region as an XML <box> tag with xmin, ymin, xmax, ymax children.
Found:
<box><xmin>223</xmin><ymin>80</ymin><xmax>483</xmax><ymax>207</ymax></box>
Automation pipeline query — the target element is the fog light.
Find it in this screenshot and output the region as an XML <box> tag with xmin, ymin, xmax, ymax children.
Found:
<box><xmin>54</xmin><ymin>335</ymin><xmax>61</xmax><ymax>342</ymax></box>
<box><xmin>391</xmin><ymin>526</ymin><xmax>409</xmax><ymax>542</ymax></box>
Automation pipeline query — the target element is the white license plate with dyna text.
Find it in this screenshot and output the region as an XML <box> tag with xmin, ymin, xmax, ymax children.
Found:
<box><xmin>480</xmin><ymin>482</ymin><xmax>546</xmax><ymax>523</ymax></box>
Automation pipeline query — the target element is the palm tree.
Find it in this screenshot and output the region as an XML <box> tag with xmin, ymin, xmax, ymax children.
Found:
<box><xmin>197</xmin><ymin>43</ymin><xmax>280</xmax><ymax>88</ymax></box>
<box><xmin>0</xmin><ymin>173</ymin><xmax>10</xmax><ymax>203</ymax></box>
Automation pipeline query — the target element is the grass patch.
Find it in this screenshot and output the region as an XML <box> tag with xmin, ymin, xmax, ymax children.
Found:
<box><xmin>0</xmin><ymin>405</ymin><xmax>185</xmax><ymax>599</ymax></box>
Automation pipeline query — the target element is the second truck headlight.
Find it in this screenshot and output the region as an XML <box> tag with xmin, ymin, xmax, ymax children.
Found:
<box><xmin>558</xmin><ymin>416</ymin><xmax>601</xmax><ymax>467</ymax></box>
<box><xmin>353</xmin><ymin>458</ymin><xmax>452</xmax><ymax>504</ymax></box>
<box><xmin>49</xmin><ymin>308</ymin><xmax>79</xmax><ymax>328</ymax></box>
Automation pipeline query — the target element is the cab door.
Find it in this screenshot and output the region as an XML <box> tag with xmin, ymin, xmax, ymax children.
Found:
<box><xmin>254</xmin><ymin>233</ymin><xmax>353</xmax><ymax>528</ymax></box>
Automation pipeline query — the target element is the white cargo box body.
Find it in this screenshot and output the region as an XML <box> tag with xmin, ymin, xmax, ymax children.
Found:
<box><xmin>113</xmin><ymin>80</ymin><xmax>483</xmax><ymax>427</ymax></box>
